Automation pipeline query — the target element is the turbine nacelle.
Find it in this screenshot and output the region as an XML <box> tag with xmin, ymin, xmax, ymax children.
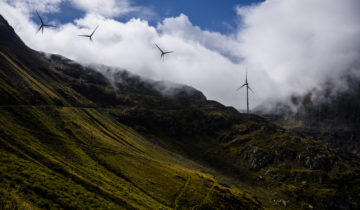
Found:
<box><xmin>155</xmin><ymin>43</ymin><xmax>173</xmax><ymax>61</ymax></box>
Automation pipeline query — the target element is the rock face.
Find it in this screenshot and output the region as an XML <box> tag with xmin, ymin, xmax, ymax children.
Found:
<box><xmin>299</xmin><ymin>153</ymin><xmax>336</xmax><ymax>171</ymax></box>
<box><xmin>243</xmin><ymin>148</ymin><xmax>274</xmax><ymax>171</ymax></box>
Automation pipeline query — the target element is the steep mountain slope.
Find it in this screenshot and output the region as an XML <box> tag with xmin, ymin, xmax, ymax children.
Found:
<box><xmin>0</xmin><ymin>14</ymin><xmax>360</xmax><ymax>209</ymax></box>
<box><xmin>258</xmin><ymin>74</ymin><xmax>360</xmax><ymax>157</ymax></box>
<box><xmin>0</xmin><ymin>15</ymin><xmax>261</xmax><ymax>209</ymax></box>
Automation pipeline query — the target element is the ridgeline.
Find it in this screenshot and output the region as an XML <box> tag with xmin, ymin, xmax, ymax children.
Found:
<box><xmin>0</xmin><ymin>15</ymin><xmax>359</xmax><ymax>209</ymax></box>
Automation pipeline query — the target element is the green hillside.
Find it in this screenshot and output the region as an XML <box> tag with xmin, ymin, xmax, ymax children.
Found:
<box><xmin>0</xmin><ymin>15</ymin><xmax>359</xmax><ymax>209</ymax></box>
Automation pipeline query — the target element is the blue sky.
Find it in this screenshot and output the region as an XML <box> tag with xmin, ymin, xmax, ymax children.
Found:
<box><xmin>2</xmin><ymin>0</ymin><xmax>359</xmax><ymax>109</ymax></box>
<box><xmin>131</xmin><ymin>0</ymin><xmax>264</xmax><ymax>33</ymax></box>
<box><xmin>39</xmin><ymin>0</ymin><xmax>264</xmax><ymax>34</ymax></box>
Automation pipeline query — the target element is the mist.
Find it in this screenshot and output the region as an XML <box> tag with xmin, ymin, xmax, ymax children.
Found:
<box><xmin>1</xmin><ymin>0</ymin><xmax>360</xmax><ymax>110</ymax></box>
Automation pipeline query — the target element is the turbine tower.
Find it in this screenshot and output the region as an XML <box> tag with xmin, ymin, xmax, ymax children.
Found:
<box><xmin>236</xmin><ymin>69</ymin><xmax>254</xmax><ymax>113</ymax></box>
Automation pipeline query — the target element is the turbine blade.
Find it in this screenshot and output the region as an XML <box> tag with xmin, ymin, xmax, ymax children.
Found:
<box><xmin>91</xmin><ymin>25</ymin><xmax>99</xmax><ymax>36</ymax></box>
<box><xmin>36</xmin><ymin>10</ymin><xmax>44</xmax><ymax>24</ymax></box>
<box><xmin>236</xmin><ymin>84</ymin><xmax>246</xmax><ymax>91</ymax></box>
<box><xmin>246</xmin><ymin>69</ymin><xmax>248</xmax><ymax>82</ymax></box>
<box><xmin>248</xmin><ymin>86</ymin><xmax>254</xmax><ymax>93</ymax></box>
<box><xmin>36</xmin><ymin>25</ymin><xmax>42</xmax><ymax>34</ymax></box>
<box><xmin>155</xmin><ymin>43</ymin><xmax>164</xmax><ymax>53</ymax></box>
<box><xmin>164</xmin><ymin>51</ymin><xmax>173</xmax><ymax>54</ymax></box>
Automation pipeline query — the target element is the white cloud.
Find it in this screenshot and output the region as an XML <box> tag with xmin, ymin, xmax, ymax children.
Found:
<box><xmin>69</xmin><ymin>0</ymin><xmax>136</xmax><ymax>17</ymax></box>
<box><xmin>157</xmin><ymin>14</ymin><xmax>243</xmax><ymax>63</ymax></box>
<box><xmin>237</xmin><ymin>0</ymin><xmax>360</xmax><ymax>99</ymax></box>
<box><xmin>1</xmin><ymin>0</ymin><xmax>360</xmax><ymax>111</ymax></box>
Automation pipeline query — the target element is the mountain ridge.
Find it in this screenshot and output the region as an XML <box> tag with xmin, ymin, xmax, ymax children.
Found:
<box><xmin>257</xmin><ymin>74</ymin><xmax>360</xmax><ymax>157</ymax></box>
<box><xmin>1</xmin><ymin>14</ymin><xmax>360</xmax><ymax>209</ymax></box>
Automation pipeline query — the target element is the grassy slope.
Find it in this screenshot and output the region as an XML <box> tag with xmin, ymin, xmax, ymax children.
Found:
<box><xmin>106</xmin><ymin>101</ymin><xmax>360</xmax><ymax>209</ymax></box>
<box><xmin>0</xmin><ymin>105</ymin><xmax>261</xmax><ymax>209</ymax></box>
<box><xmin>0</xmin><ymin>16</ymin><xmax>359</xmax><ymax>209</ymax></box>
<box><xmin>0</xmin><ymin>46</ymin><xmax>261</xmax><ymax>209</ymax></box>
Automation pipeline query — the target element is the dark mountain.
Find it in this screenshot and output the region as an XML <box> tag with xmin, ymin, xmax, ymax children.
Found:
<box><xmin>259</xmin><ymin>73</ymin><xmax>360</xmax><ymax>157</ymax></box>
<box><xmin>1</xmin><ymin>14</ymin><xmax>360</xmax><ymax>209</ymax></box>
<box><xmin>42</xmin><ymin>53</ymin><xmax>207</xmax><ymax>101</ymax></box>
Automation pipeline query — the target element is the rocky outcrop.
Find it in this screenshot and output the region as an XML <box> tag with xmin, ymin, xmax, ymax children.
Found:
<box><xmin>296</xmin><ymin>150</ymin><xmax>337</xmax><ymax>171</ymax></box>
<box><xmin>242</xmin><ymin>147</ymin><xmax>274</xmax><ymax>171</ymax></box>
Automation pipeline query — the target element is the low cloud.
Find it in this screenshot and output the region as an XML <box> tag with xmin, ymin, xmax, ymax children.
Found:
<box><xmin>1</xmin><ymin>0</ymin><xmax>360</xmax><ymax>111</ymax></box>
<box><xmin>237</xmin><ymin>0</ymin><xmax>360</xmax><ymax>99</ymax></box>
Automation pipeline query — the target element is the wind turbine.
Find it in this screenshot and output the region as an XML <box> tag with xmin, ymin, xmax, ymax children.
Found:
<box><xmin>36</xmin><ymin>11</ymin><xmax>56</xmax><ymax>34</ymax></box>
<box><xmin>78</xmin><ymin>25</ymin><xmax>99</xmax><ymax>41</ymax></box>
<box><xmin>155</xmin><ymin>43</ymin><xmax>173</xmax><ymax>61</ymax></box>
<box><xmin>236</xmin><ymin>69</ymin><xmax>254</xmax><ymax>113</ymax></box>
